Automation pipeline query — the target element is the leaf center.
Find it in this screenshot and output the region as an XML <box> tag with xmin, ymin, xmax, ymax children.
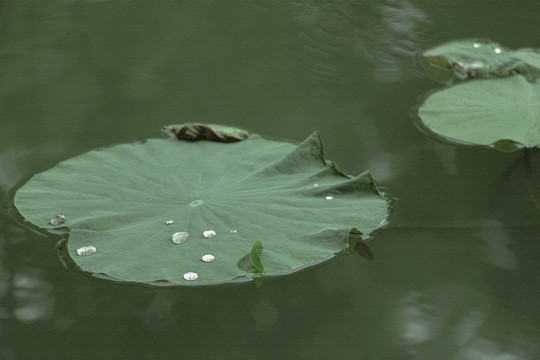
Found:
<box><xmin>189</xmin><ymin>199</ymin><xmax>204</xmax><ymax>207</ymax></box>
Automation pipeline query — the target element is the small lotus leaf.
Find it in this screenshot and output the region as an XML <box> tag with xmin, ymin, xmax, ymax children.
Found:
<box><xmin>423</xmin><ymin>38</ymin><xmax>540</xmax><ymax>81</ymax></box>
<box><xmin>418</xmin><ymin>75</ymin><xmax>540</xmax><ymax>151</ymax></box>
<box><xmin>14</xmin><ymin>130</ymin><xmax>388</xmax><ymax>285</ymax></box>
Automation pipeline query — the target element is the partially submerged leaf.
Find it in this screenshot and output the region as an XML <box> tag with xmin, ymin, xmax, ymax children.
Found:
<box><xmin>418</xmin><ymin>75</ymin><xmax>540</xmax><ymax>151</ymax></box>
<box><xmin>423</xmin><ymin>39</ymin><xmax>540</xmax><ymax>81</ymax></box>
<box><xmin>14</xmin><ymin>130</ymin><xmax>388</xmax><ymax>285</ymax></box>
<box><xmin>346</xmin><ymin>227</ymin><xmax>374</xmax><ymax>259</ymax></box>
<box><xmin>163</xmin><ymin>123</ymin><xmax>250</xmax><ymax>142</ymax></box>
<box><xmin>354</xmin><ymin>242</ymin><xmax>374</xmax><ymax>260</ymax></box>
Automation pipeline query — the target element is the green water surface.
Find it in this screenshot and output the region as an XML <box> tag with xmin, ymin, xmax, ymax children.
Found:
<box><xmin>1</xmin><ymin>1</ymin><xmax>540</xmax><ymax>359</ymax></box>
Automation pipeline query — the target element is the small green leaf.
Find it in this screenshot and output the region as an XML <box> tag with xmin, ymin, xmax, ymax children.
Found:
<box><xmin>237</xmin><ymin>240</ymin><xmax>264</xmax><ymax>275</ymax></box>
<box><xmin>418</xmin><ymin>75</ymin><xmax>540</xmax><ymax>150</ymax></box>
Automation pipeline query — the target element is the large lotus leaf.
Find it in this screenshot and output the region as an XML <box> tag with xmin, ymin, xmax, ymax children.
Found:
<box><xmin>418</xmin><ymin>75</ymin><xmax>540</xmax><ymax>151</ymax></box>
<box><xmin>14</xmin><ymin>131</ymin><xmax>388</xmax><ymax>285</ymax></box>
<box><xmin>423</xmin><ymin>38</ymin><xmax>540</xmax><ymax>81</ymax></box>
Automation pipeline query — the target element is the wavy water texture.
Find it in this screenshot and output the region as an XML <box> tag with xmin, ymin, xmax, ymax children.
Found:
<box><xmin>291</xmin><ymin>0</ymin><xmax>430</xmax><ymax>86</ymax></box>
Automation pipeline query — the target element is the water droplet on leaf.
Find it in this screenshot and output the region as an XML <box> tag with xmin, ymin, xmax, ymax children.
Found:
<box><xmin>313</xmin><ymin>183</ymin><xmax>319</xmax><ymax>187</ymax></box>
<box><xmin>165</xmin><ymin>219</ymin><xmax>174</xmax><ymax>225</ymax></box>
<box><xmin>325</xmin><ymin>194</ymin><xmax>334</xmax><ymax>200</ymax></box>
<box><xmin>203</xmin><ymin>230</ymin><xmax>216</xmax><ymax>239</ymax></box>
<box><xmin>76</xmin><ymin>246</ymin><xmax>96</xmax><ymax>256</ymax></box>
<box><xmin>473</xmin><ymin>43</ymin><xmax>482</xmax><ymax>48</ymax></box>
<box><xmin>183</xmin><ymin>272</ymin><xmax>198</xmax><ymax>281</ymax></box>
<box><xmin>49</xmin><ymin>214</ymin><xmax>66</xmax><ymax>226</ymax></box>
<box><xmin>201</xmin><ymin>254</ymin><xmax>215</xmax><ymax>262</ymax></box>
<box><xmin>494</xmin><ymin>48</ymin><xmax>502</xmax><ymax>54</ymax></box>
<box><xmin>172</xmin><ymin>232</ymin><xmax>189</xmax><ymax>244</ymax></box>
<box><xmin>230</xmin><ymin>229</ymin><xmax>238</xmax><ymax>234</ymax></box>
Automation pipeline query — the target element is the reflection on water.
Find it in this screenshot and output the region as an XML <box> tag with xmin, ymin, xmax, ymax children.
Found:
<box><xmin>251</xmin><ymin>298</ymin><xmax>280</xmax><ymax>334</ymax></box>
<box><xmin>394</xmin><ymin>283</ymin><xmax>537</xmax><ymax>359</ymax></box>
<box><xmin>368</xmin><ymin>1</ymin><xmax>430</xmax><ymax>83</ymax></box>
<box><xmin>0</xmin><ymin>246</ymin><xmax>11</xmax><ymax>301</ymax></box>
<box><xmin>395</xmin><ymin>284</ymin><xmax>488</xmax><ymax>351</ymax></box>
<box><xmin>140</xmin><ymin>293</ymin><xmax>174</xmax><ymax>332</ymax></box>
<box><xmin>292</xmin><ymin>0</ymin><xmax>428</xmax><ymax>87</ymax></box>
<box><xmin>480</xmin><ymin>220</ymin><xmax>517</xmax><ymax>270</ymax></box>
<box><xmin>0</xmin><ymin>234</ymin><xmax>11</xmax><ymax>360</ymax></box>
<box><xmin>12</xmin><ymin>270</ymin><xmax>55</xmax><ymax>323</ymax></box>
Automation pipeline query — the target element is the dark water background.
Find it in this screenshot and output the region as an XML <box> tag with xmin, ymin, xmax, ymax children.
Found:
<box><xmin>1</xmin><ymin>1</ymin><xmax>540</xmax><ymax>359</ymax></box>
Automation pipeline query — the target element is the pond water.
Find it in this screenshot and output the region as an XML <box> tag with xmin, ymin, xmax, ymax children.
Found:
<box><xmin>2</xmin><ymin>1</ymin><xmax>540</xmax><ymax>359</ymax></box>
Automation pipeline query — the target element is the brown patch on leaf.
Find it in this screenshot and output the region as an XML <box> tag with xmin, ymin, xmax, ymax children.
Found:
<box><xmin>164</xmin><ymin>123</ymin><xmax>250</xmax><ymax>143</ymax></box>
